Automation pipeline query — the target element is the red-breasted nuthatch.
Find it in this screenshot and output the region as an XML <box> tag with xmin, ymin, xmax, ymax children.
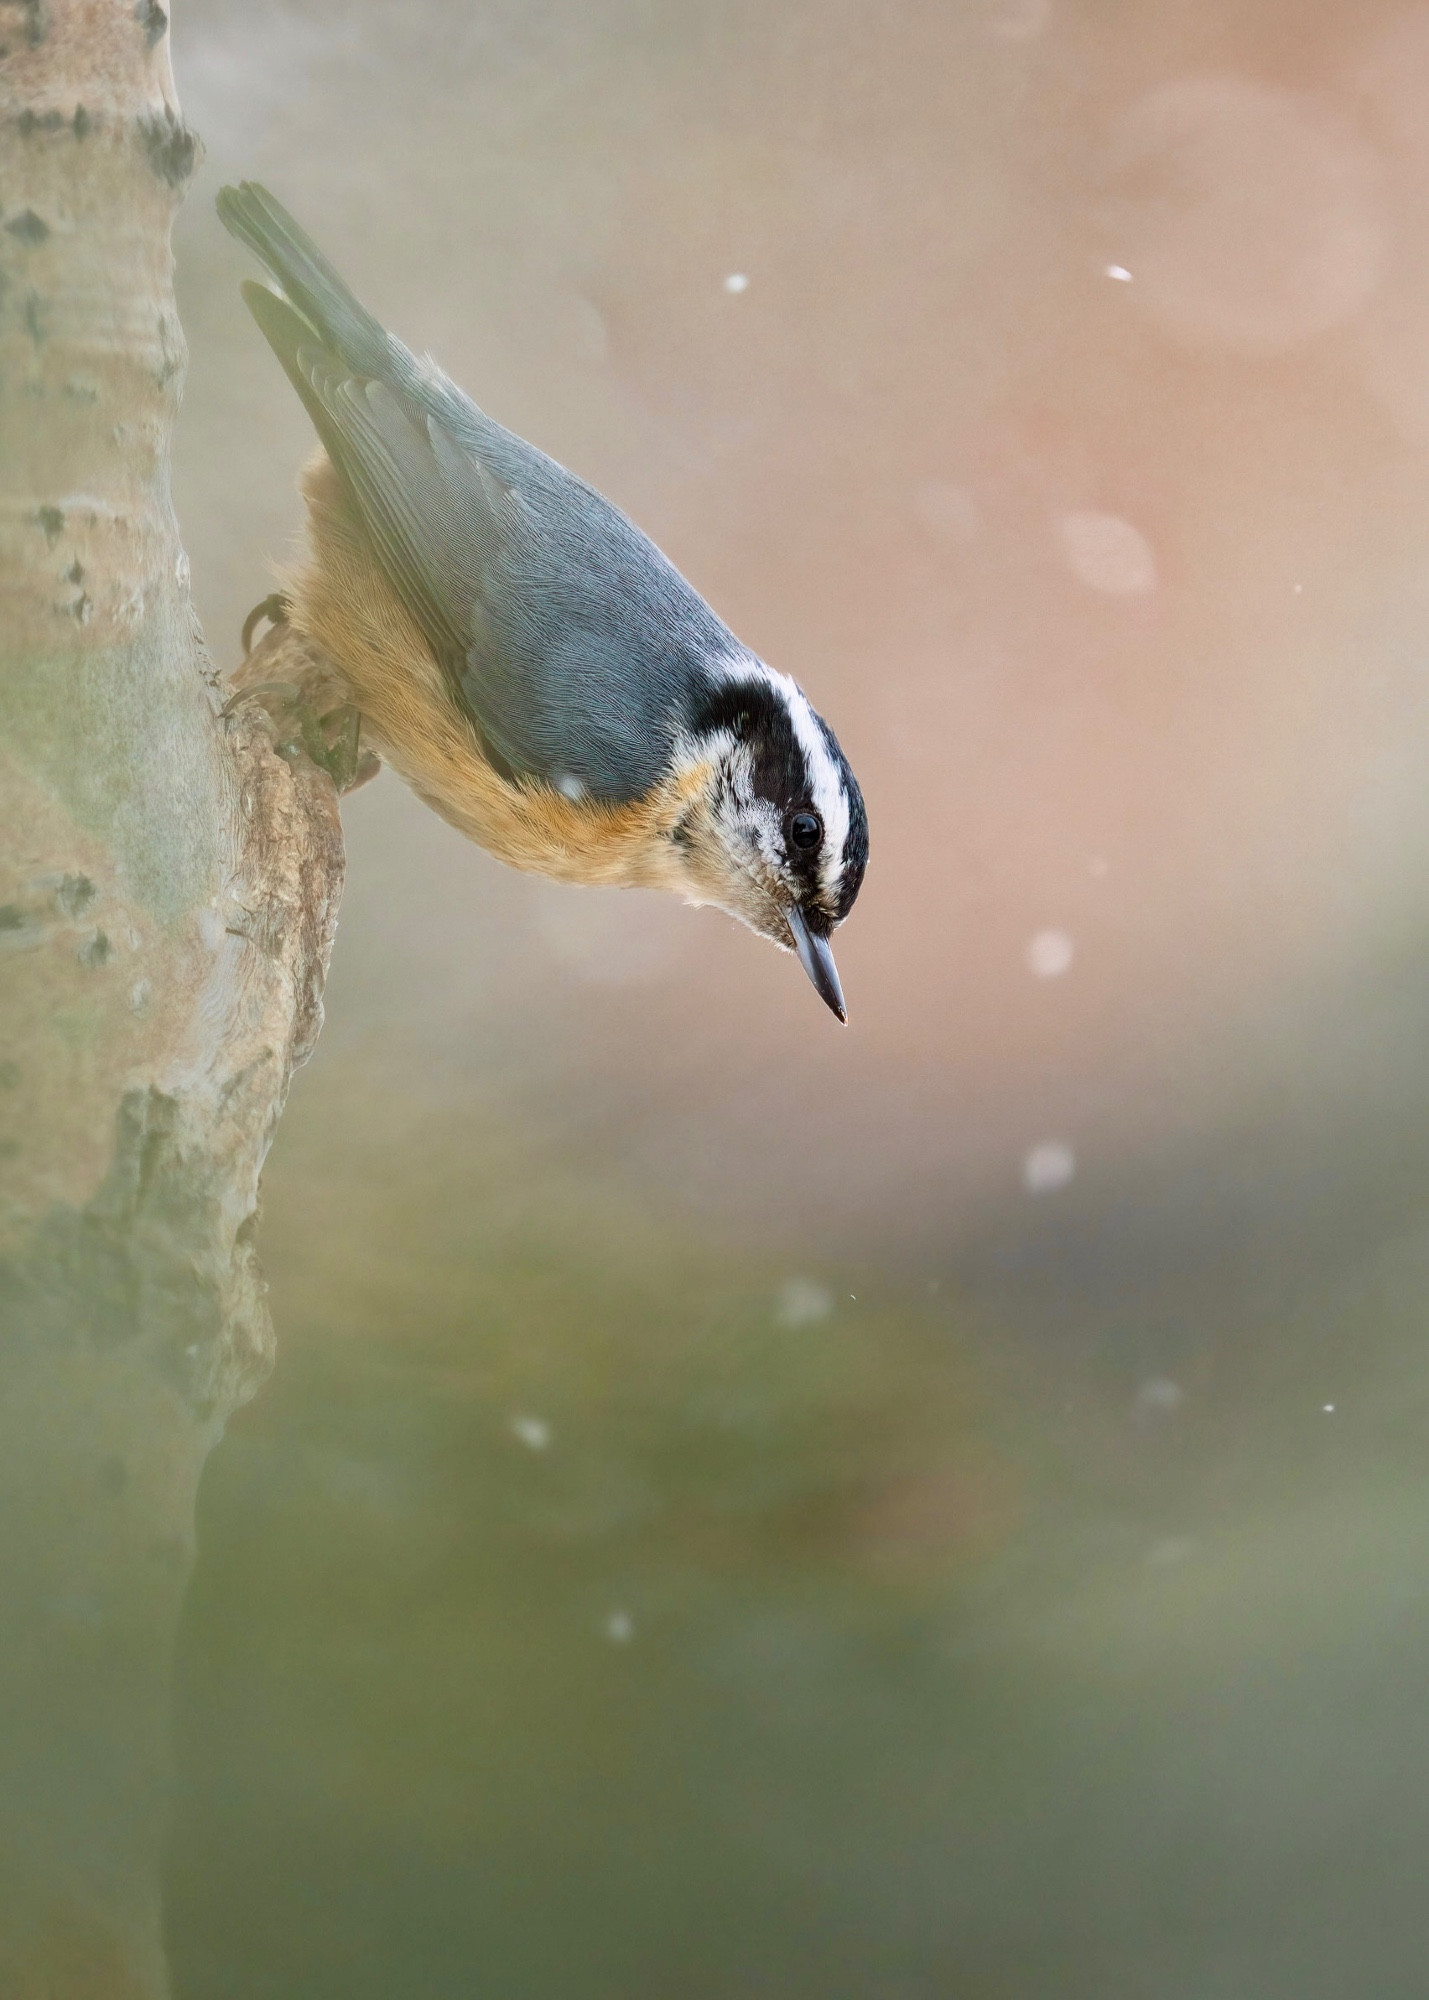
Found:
<box><xmin>217</xmin><ymin>183</ymin><xmax>868</xmax><ymax>1020</ymax></box>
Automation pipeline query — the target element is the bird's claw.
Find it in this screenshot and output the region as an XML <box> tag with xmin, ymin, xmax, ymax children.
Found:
<box><xmin>224</xmin><ymin>681</ymin><xmax>380</xmax><ymax>793</ymax></box>
<box><xmin>241</xmin><ymin>591</ymin><xmax>290</xmax><ymax>657</ymax></box>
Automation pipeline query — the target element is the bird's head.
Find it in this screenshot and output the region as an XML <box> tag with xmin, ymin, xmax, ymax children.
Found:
<box><xmin>670</xmin><ymin>666</ymin><xmax>868</xmax><ymax>1021</ymax></box>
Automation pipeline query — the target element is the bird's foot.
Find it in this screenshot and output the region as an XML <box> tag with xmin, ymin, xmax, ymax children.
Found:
<box><xmin>301</xmin><ymin>701</ymin><xmax>382</xmax><ymax>793</ymax></box>
<box><xmin>225</xmin><ymin>601</ymin><xmax>380</xmax><ymax>792</ymax></box>
<box><xmin>223</xmin><ymin>681</ymin><xmax>381</xmax><ymax>794</ymax></box>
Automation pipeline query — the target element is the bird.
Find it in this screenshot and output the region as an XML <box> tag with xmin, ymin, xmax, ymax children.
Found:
<box><xmin>216</xmin><ymin>182</ymin><xmax>868</xmax><ymax>1021</ymax></box>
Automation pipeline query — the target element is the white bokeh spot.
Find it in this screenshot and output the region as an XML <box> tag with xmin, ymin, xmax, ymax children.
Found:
<box><xmin>1134</xmin><ymin>1378</ymin><xmax>1185</xmax><ymax>1419</ymax></box>
<box><xmin>1060</xmin><ymin>511</ymin><xmax>1158</xmax><ymax>595</ymax></box>
<box><xmin>1027</xmin><ymin>928</ymin><xmax>1074</xmax><ymax>978</ymax></box>
<box><xmin>777</xmin><ymin>1278</ymin><xmax>835</xmax><ymax>1327</ymax></box>
<box><xmin>1023</xmin><ymin>1142</ymin><xmax>1075</xmax><ymax>1194</ymax></box>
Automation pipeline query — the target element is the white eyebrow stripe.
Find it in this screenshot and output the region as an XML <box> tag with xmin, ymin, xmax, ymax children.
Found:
<box><xmin>745</xmin><ymin>660</ymin><xmax>851</xmax><ymax>905</ymax></box>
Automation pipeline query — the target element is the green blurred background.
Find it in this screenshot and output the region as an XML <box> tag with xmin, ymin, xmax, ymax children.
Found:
<box><xmin>165</xmin><ymin>1</ymin><xmax>1429</xmax><ymax>1991</ymax></box>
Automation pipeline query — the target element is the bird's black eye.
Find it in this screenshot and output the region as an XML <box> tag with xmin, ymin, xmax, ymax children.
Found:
<box><xmin>788</xmin><ymin>811</ymin><xmax>823</xmax><ymax>852</ymax></box>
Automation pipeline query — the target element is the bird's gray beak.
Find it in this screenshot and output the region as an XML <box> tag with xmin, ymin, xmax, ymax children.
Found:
<box><xmin>786</xmin><ymin>905</ymin><xmax>847</xmax><ymax>1023</ymax></box>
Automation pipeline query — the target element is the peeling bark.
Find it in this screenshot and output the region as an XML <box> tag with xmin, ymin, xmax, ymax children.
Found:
<box><xmin>0</xmin><ymin>5</ymin><xmax>344</xmax><ymax>1992</ymax></box>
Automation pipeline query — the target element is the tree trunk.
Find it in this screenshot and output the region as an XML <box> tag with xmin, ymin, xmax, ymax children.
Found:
<box><xmin>0</xmin><ymin>5</ymin><xmax>343</xmax><ymax>1992</ymax></box>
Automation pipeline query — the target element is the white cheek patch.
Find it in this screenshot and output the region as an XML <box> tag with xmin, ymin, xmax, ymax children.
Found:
<box><xmin>746</xmin><ymin>797</ymin><xmax>785</xmax><ymax>875</ymax></box>
<box><xmin>715</xmin><ymin>742</ymin><xmax>782</xmax><ymax>875</ymax></box>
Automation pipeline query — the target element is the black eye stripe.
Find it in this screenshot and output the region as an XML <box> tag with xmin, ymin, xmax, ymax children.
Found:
<box><xmin>698</xmin><ymin>674</ymin><xmax>867</xmax><ymax>919</ymax></box>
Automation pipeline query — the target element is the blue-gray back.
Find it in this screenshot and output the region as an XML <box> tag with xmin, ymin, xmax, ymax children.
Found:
<box><xmin>218</xmin><ymin>180</ymin><xmax>743</xmax><ymax>800</ymax></box>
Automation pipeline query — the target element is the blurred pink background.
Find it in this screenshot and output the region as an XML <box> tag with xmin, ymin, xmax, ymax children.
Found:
<box><xmin>173</xmin><ymin>0</ymin><xmax>1429</xmax><ymax>1283</ymax></box>
<box><xmin>162</xmin><ymin>10</ymin><xmax>1429</xmax><ymax>1994</ymax></box>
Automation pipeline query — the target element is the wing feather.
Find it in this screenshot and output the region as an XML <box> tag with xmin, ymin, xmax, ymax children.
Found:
<box><xmin>224</xmin><ymin>182</ymin><xmax>734</xmax><ymax>800</ymax></box>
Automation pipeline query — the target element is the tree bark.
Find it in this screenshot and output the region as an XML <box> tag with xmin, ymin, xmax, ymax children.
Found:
<box><xmin>0</xmin><ymin>5</ymin><xmax>344</xmax><ymax>1992</ymax></box>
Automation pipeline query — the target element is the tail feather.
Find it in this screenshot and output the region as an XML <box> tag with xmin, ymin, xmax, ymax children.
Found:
<box><xmin>239</xmin><ymin>280</ymin><xmax>348</xmax><ymax>457</ymax></box>
<box><xmin>217</xmin><ymin>180</ymin><xmax>391</xmax><ymax>377</ymax></box>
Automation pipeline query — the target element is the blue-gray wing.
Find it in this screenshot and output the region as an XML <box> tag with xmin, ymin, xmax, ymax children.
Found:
<box><xmin>239</xmin><ymin>289</ymin><xmax>729</xmax><ymax>801</ymax></box>
<box><xmin>221</xmin><ymin>179</ymin><xmax>739</xmax><ymax>798</ymax></box>
<box><xmin>419</xmin><ymin>390</ymin><xmax>742</xmax><ymax>799</ymax></box>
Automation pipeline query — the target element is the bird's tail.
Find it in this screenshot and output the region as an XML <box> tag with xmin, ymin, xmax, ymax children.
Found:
<box><xmin>216</xmin><ymin>181</ymin><xmax>391</xmax><ymax>377</ymax></box>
